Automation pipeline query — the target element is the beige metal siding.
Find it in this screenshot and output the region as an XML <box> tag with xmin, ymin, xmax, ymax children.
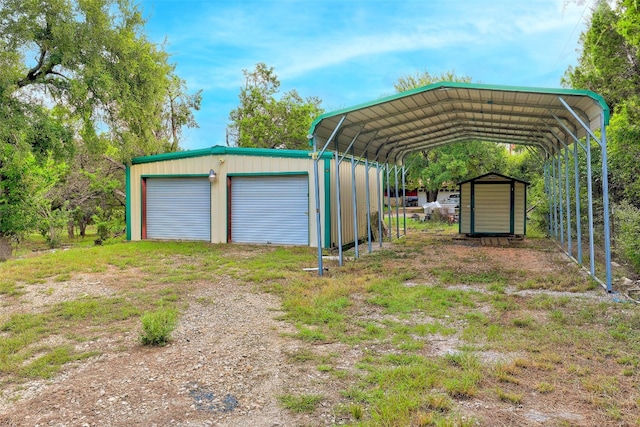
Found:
<box><xmin>514</xmin><ymin>182</ymin><xmax>525</xmax><ymax>235</ymax></box>
<box><xmin>129</xmin><ymin>153</ymin><xmax>327</xmax><ymax>247</ymax></box>
<box><xmin>329</xmin><ymin>158</ymin><xmax>381</xmax><ymax>247</ymax></box>
<box><xmin>473</xmin><ymin>184</ymin><xmax>511</xmax><ymax>233</ymax></box>
<box><xmin>460</xmin><ymin>183</ymin><xmax>471</xmax><ymax>233</ymax></box>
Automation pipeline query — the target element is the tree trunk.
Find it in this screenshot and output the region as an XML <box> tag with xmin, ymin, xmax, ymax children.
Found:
<box><xmin>68</xmin><ymin>220</ymin><xmax>75</xmax><ymax>239</ymax></box>
<box><xmin>0</xmin><ymin>235</ymin><xmax>12</xmax><ymax>261</ymax></box>
<box><xmin>427</xmin><ymin>190</ymin><xmax>439</xmax><ymax>202</ymax></box>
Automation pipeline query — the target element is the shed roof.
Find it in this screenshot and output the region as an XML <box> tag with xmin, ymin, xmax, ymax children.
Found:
<box><xmin>309</xmin><ymin>82</ymin><xmax>609</xmax><ymax>164</ymax></box>
<box><xmin>458</xmin><ymin>172</ymin><xmax>529</xmax><ymax>186</ymax></box>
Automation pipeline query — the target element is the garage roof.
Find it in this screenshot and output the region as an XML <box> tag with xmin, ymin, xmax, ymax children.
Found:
<box><xmin>309</xmin><ymin>82</ymin><xmax>609</xmax><ymax>164</ymax></box>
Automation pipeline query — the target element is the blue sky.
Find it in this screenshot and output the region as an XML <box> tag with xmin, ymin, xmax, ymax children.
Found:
<box><xmin>137</xmin><ymin>0</ymin><xmax>592</xmax><ymax>150</ymax></box>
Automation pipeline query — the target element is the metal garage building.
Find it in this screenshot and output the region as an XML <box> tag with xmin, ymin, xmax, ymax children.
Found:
<box><xmin>458</xmin><ymin>173</ymin><xmax>528</xmax><ymax>236</ymax></box>
<box><xmin>126</xmin><ymin>146</ymin><xmax>380</xmax><ymax>248</ymax></box>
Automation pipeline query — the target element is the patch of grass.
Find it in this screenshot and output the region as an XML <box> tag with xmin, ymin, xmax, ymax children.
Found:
<box><xmin>293</xmin><ymin>326</ymin><xmax>327</xmax><ymax>342</ymax></box>
<box><xmin>349</xmin><ymin>403</ymin><xmax>364</xmax><ymax>420</ymax></box>
<box><xmin>194</xmin><ymin>296</ymin><xmax>215</xmax><ymax>305</ymax></box>
<box><xmin>535</xmin><ymin>382</ymin><xmax>555</xmax><ymax>393</ymax></box>
<box><xmin>512</xmin><ymin>316</ymin><xmax>535</xmax><ymax>328</ymax></box>
<box><xmin>278</xmin><ymin>393</ymin><xmax>324</xmax><ymax>413</ymax></box>
<box><xmin>139</xmin><ymin>307</ymin><xmax>178</xmax><ymax>346</ymax></box>
<box><xmin>0</xmin><ymin>280</ymin><xmax>21</xmax><ymax>296</ymax></box>
<box><xmin>494</xmin><ymin>363</ymin><xmax>520</xmax><ymax>384</ymax></box>
<box><xmin>285</xmin><ymin>348</ymin><xmax>317</xmax><ymax>363</ymax></box>
<box><xmin>495</xmin><ymin>387</ymin><xmax>523</xmax><ymax>404</ymax></box>
<box><xmin>20</xmin><ymin>346</ymin><xmax>95</xmax><ymax>379</ymax></box>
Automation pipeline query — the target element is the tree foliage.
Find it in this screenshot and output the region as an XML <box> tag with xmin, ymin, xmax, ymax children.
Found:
<box><xmin>562</xmin><ymin>0</ymin><xmax>640</xmax><ymax>111</ymax></box>
<box><xmin>0</xmin><ymin>0</ymin><xmax>200</xmax><ymax>257</ymax></box>
<box><xmin>564</xmin><ymin>0</ymin><xmax>640</xmax><ymax>208</ymax></box>
<box><xmin>394</xmin><ymin>69</ymin><xmax>472</xmax><ymax>93</ymax></box>
<box><xmin>227</xmin><ymin>63</ymin><xmax>323</xmax><ymax>150</ymax></box>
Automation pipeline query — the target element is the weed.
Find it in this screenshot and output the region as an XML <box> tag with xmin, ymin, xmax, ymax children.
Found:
<box><xmin>139</xmin><ymin>307</ymin><xmax>178</xmax><ymax>346</ymax></box>
<box><xmin>350</xmin><ymin>404</ymin><xmax>364</xmax><ymax>420</ymax></box>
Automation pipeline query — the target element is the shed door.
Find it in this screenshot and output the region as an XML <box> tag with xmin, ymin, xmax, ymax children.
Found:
<box><xmin>473</xmin><ymin>184</ymin><xmax>511</xmax><ymax>234</ymax></box>
<box><xmin>146</xmin><ymin>178</ymin><xmax>211</xmax><ymax>241</ymax></box>
<box><xmin>231</xmin><ymin>175</ymin><xmax>309</xmax><ymax>245</ymax></box>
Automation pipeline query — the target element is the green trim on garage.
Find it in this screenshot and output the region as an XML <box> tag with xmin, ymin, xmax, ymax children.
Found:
<box><xmin>125</xmin><ymin>165</ymin><xmax>131</xmax><ymax>240</ymax></box>
<box><xmin>132</xmin><ymin>146</ymin><xmax>334</xmax><ymax>165</ymax></box>
<box><xmin>324</xmin><ymin>157</ymin><xmax>331</xmax><ymax>249</ymax></box>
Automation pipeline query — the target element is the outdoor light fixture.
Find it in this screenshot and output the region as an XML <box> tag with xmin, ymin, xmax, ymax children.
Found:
<box><xmin>208</xmin><ymin>169</ymin><xmax>217</xmax><ymax>183</ymax></box>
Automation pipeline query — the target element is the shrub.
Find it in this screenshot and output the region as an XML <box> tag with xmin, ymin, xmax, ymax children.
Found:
<box><xmin>140</xmin><ymin>307</ymin><xmax>178</xmax><ymax>346</ymax></box>
<box><xmin>613</xmin><ymin>201</ymin><xmax>640</xmax><ymax>273</ymax></box>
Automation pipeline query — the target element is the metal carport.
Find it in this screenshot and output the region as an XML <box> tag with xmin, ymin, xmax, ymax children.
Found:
<box><xmin>308</xmin><ymin>82</ymin><xmax>613</xmax><ymax>291</ymax></box>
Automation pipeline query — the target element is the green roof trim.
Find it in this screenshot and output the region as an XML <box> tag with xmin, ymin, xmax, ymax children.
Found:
<box><xmin>309</xmin><ymin>81</ymin><xmax>611</xmax><ymax>133</ymax></box>
<box><xmin>132</xmin><ymin>145</ymin><xmax>333</xmax><ymax>164</ymax></box>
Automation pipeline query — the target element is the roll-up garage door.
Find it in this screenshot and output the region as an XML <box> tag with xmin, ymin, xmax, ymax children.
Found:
<box><xmin>146</xmin><ymin>177</ymin><xmax>211</xmax><ymax>241</ymax></box>
<box><xmin>231</xmin><ymin>175</ymin><xmax>309</xmax><ymax>245</ymax></box>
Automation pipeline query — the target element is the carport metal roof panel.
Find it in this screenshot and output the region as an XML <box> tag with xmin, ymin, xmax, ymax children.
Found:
<box><xmin>309</xmin><ymin>82</ymin><xmax>609</xmax><ymax>164</ymax></box>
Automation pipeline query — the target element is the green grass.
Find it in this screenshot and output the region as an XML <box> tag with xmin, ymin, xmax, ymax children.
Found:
<box><xmin>278</xmin><ymin>393</ymin><xmax>324</xmax><ymax>413</ymax></box>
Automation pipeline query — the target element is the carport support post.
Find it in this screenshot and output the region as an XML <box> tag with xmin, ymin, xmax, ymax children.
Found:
<box><xmin>564</xmin><ymin>145</ymin><xmax>572</xmax><ymax>257</ymax></box>
<box><xmin>351</xmin><ymin>153</ymin><xmax>359</xmax><ymax>258</ymax></box>
<box><xmin>573</xmin><ymin>140</ymin><xmax>583</xmax><ymax>264</ymax></box>
<box><xmin>402</xmin><ymin>165</ymin><xmax>407</xmax><ymax>236</ymax></box>
<box><xmin>386</xmin><ymin>165</ymin><xmax>392</xmax><ymax>241</ymax></box>
<box><xmin>394</xmin><ymin>165</ymin><xmax>400</xmax><ymax>239</ymax></box>
<box><xmin>544</xmin><ymin>161</ymin><xmax>552</xmax><ymax>236</ymax></box>
<box><xmin>312</xmin><ymin>144</ymin><xmax>323</xmax><ymax>276</ymax></box>
<box><xmin>335</xmin><ymin>152</ymin><xmax>344</xmax><ymax>266</ymax></box>
<box><xmin>377</xmin><ymin>162</ymin><xmax>383</xmax><ymax>247</ymax></box>
<box><xmin>586</xmin><ymin>134</ymin><xmax>596</xmax><ymax>278</ymax></box>
<box><xmin>551</xmin><ymin>155</ymin><xmax>558</xmax><ymax>239</ymax></box>
<box><xmin>557</xmin><ymin>153</ymin><xmax>565</xmax><ymax>247</ymax></box>
<box><xmin>600</xmin><ymin>114</ymin><xmax>613</xmax><ymax>291</ymax></box>
<box><xmin>365</xmin><ymin>158</ymin><xmax>373</xmax><ymax>253</ymax></box>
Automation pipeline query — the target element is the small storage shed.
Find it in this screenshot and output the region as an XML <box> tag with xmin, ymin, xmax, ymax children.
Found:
<box><xmin>458</xmin><ymin>173</ymin><xmax>528</xmax><ymax>236</ymax></box>
<box><xmin>126</xmin><ymin>146</ymin><xmax>380</xmax><ymax>248</ymax></box>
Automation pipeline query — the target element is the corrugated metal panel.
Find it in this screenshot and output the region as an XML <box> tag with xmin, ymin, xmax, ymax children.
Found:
<box><xmin>231</xmin><ymin>175</ymin><xmax>309</xmax><ymax>245</ymax></box>
<box><xmin>146</xmin><ymin>178</ymin><xmax>211</xmax><ymax>240</ymax></box>
<box><xmin>473</xmin><ymin>184</ymin><xmax>511</xmax><ymax>233</ymax></box>
<box><xmin>460</xmin><ymin>183</ymin><xmax>471</xmax><ymax>233</ymax></box>
<box><xmin>514</xmin><ymin>182</ymin><xmax>525</xmax><ymax>234</ymax></box>
<box><xmin>329</xmin><ymin>160</ymin><xmax>380</xmax><ymax>247</ymax></box>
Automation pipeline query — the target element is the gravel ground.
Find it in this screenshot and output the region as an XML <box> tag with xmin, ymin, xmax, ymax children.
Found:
<box><xmin>0</xmin><ymin>279</ymin><xmax>345</xmax><ymax>427</ymax></box>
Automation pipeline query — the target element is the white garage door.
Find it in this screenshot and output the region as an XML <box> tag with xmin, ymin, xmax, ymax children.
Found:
<box><xmin>146</xmin><ymin>177</ymin><xmax>211</xmax><ymax>241</ymax></box>
<box><xmin>231</xmin><ymin>175</ymin><xmax>309</xmax><ymax>245</ymax></box>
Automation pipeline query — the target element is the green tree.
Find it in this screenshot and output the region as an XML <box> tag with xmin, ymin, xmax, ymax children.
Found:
<box><xmin>0</xmin><ymin>0</ymin><xmax>201</xmax><ymax>258</ymax></box>
<box><xmin>227</xmin><ymin>63</ymin><xmax>323</xmax><ymax>149</ymax></box>
<box><xmin>394</xmin><ymin>69</ymin><xmax>472</xmax><ymax>92</ymax></box>
<box><xmin>562</xmin><ymin>0</ymin><xmax>640</xmax><ymax>111</ymax></box>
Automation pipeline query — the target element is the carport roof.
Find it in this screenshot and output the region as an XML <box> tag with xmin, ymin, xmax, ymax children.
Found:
<box><xmin>309</xmin><ymin>82</ymin><xmax>609</xmax><ymax>164</ymax></box>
